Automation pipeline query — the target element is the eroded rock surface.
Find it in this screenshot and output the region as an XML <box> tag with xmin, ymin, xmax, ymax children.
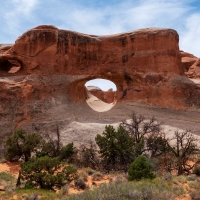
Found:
<box><xmin>0</xmin><ymin>25</ymin><xmax>200</xmax><ymax>155</ymax></box>
<box><xmin>187</xmin><ymin>58</ymin><xmax>200</xmax><ymax>78</ymax></box>
<box><xmin>180</xmin><ymin>50</ymin><xmax>198</xmax><ymax>72</ymax></box>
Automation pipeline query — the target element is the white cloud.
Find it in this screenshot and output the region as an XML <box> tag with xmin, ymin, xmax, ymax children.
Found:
<box><xmin>54</xmin><ymin>0</ymin><xmax>190</xmax><ymax>35</ymax></box>
<box><xmin>180</xmin><ymin>13</ymin><xmax>200</xmax><ymax>57</ymax></box>
<box><xmin>1</xmin><ymin>0</ymin><xmax>38</xmax><ymax>42</ymax></box>
<box><xmin>0</xmin><ymin>0</ymin><xmax>199</xmax><ymax>57</ymax></box>
<box><xmin>11</xmin><ymin>0</ymin><xmax>38</xmax><ymax>15</ymax></box>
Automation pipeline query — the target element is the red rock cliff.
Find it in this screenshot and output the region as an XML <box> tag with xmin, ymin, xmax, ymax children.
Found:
<box><xmin>0</xmin><ymin>25</ymin><xmax>199</xmax><ymax>151</ymax></box>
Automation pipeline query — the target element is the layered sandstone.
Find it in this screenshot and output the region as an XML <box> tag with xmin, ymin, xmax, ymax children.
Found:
<box><xmin>1</xmin><ymin>25</ymin><xmax>183</xmax><ymax>102</ymax></box>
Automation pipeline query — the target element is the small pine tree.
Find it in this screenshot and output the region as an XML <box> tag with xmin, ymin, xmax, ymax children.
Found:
<box><xmin>59</xmin><ymin>142</ymin><xmax>76</xmax><ymax>161</ymax></box>
<box><xmin>128</xmin><ymin>155</ymin><xmax>155</xmax><ymax>181</ymax></box>
<box><xmin>95</xmin><ymin>125</ymin><xmax>135</xmax><ymax>171</ymax></box>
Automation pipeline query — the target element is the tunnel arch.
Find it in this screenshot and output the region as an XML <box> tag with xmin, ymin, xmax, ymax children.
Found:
<box><xmin>85</xmin><ymin>78</ymin><xmax>117</xmax><ymax>112</ymax></box>
<box><xmin>0</xmin><ymin>55</ymin><xmax>24</xmax><ymax>75</ymax></box>
<box><xmin>67</xmin><ymin>77</ymin><xmax>119</xmax><ymax>112</ymax></box>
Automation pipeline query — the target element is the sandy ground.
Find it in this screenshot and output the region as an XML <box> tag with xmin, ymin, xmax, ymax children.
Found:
<box><xmin>60</xmin><ymin>120</ymin><xmax>200</xmax><ymax>148</ymax></box>
<box><xmin>0</xmin><ymin>162</ymin><xmax>20</xmax><ymax>177</ymax></box>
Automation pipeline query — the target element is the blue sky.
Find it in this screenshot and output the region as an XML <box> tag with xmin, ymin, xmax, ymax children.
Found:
<box><xmin>0</xmin><ymin>0</ymin><xmax>200</xmax><ymax>57</ymax></box>
<box><xmin>85</xmin><ymin>79</ymin><xmax>117</xmax><ymax>91</ymax></box>
<box><xmin>1</xmin><ymin>0</ymin><xmax>200</xmax><ymax>90</ymax></box>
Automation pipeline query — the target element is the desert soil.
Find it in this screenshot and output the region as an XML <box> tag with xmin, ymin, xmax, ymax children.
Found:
<box><xmin>58</xmin><ymin>101</ymin><xmax>200</xmax><ymax>147</ymax></box>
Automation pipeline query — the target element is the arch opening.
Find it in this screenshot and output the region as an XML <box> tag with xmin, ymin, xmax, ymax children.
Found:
<box><xmin>85</xmin><ymin>78</ymin><xmax>117</xmax><ymax>112</ymax></box>
<box><xmin>0</xmin><ymin>59</ymin><xmax>21</xmax><ymax>74</ymax></box>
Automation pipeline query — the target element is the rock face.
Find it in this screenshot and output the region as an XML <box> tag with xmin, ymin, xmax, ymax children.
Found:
<box><xmin>180</xmin><ymin>50</ymin><xmax>198</xmax><ymax>73</ymax></box>
<box><xmin>1</xmin><ymin>25</ymin><xmax>183</xmax><ymax>102</ymax></box>
<box><xmin>89</xmin><ymin>90</ymin><xmax>116</xmax><ymax>104</ymax></box>
<box><xmin>0</xmin><ymin>25</ymin><xmax>200</xmax><ymax>154</ymax></box>
<box><xmin>187</xmin><ymin>58</ymin><xmax>200</xmax><ymax>78</ymax></box>
<box><xmin>87</xmin><ymin>86</ymin><xmax>116</xmax><ymax>103</ymax></box>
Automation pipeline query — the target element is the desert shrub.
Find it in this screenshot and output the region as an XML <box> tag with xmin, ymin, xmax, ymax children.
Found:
<box><xmin>26</xmin><ymin>192</ymin><xmax>39</xmax><ymax>200</ymax></box>
<box><xmin>82</xmin><ymin>167</ymin><xmax>96</xmax><ymax>176</ymax></box>
<box><xmin>77</xmin><ymin>141</ymin><xmax>100</xmax><ymax>170</ymax></box>
<box><xmin>187</xmin><ymin>174</ymin><xmax>197</xmax><ymax>181</ymax></box>
<box><xmin>172</xmin><ymin>175</ymin><xmax>187</xmax><ymax>184</ymax></box>
<box><xmin>60</xmin><ymin>184</ymin><xmax>69</xmax><ymax>196</ymax></box>
<box><xmin>128</xmin><ymin>156</ymin><xmax>156</xmax><ymax>181</ymax></box>
<box><xmin>0</xmin><ymin>172</ymin><xmax>16</xmax><ymax>193</ymax></box>
<box><xmin>95</xmin><ymin>125</ymin><xmax>135</xmax><ymax>171</ymax></box>
<box><xmin>146</xmin><ymin>133</ymin><xmax>169</xmax><ymax>158</ymax></box>
<box><xmin>92</xmin><ymin>171</ymin><xmax>104</xmax><ymax>181</ymax></box>
<box><xmin>0</xmin><ymin>172</ymin><xmax>15</xmax><ymax>182</ymax></box>
<box><xmin>121</xmin><ymin>112</ymin><xmax>162</xmax><ymax>157</ymax></box>
<box><xmin>4</xmin><ymin>129</ymin><xmax>43</xmax><ymax>162</ymax></box>
<box><xmin>36</xmin><ymin>126</ymin><xmax>76</xmax><ymax>163</ymax></box>
<box><xmin>190</xmin><ymin>190</ymin><xmax>200</xmax><ymax>200</ymax></box>
<box><xmin>78</xmin><ymin>171</ymin><xmax>88</xmax><ymax>182</ymax></box>
<box><xmin>12</xmin><ymin>188</ymin><xmax>62</xmax><ymax>200</ymax></box>
<box><xmin>74</xmin><ymin>177</ymin><xmax>87</xmax><ymax>190</ymax></box>
<box><xmin>166</xmin><ymin>130</ymin><xmax>198</xmax><ymax>175</ymax></box>
<box><xmin>20</xmin><ymin>156</ymin><xmax>77</xmax><ymax>190</ymax></box>
<box><xmin>163</xmin><ymin>172</ymin><xmax>173</xmax><ymax>181</ymax></box>
<box><xmin>59</xmin><ymin>142</ymin><xmax>76</xmax><ymax>161</ymax></box>
<box><xmin>112</xmin><ymin>175</ymin><xmax>124</xmax><ymax>184</ymax></box>
<box><xmin>188</xmin><ymin>180</ymin><xmax>199</xmax><ymax>189</ymax></box>
<box><xmin>193</xmin><ymin>166</ymin><xmax>200</xmax><ymax>176</ymax></box>
<box><xmin>66</xmin><ymin>179</ymin><xmax>176</xmax><ymax>200</ymax></box>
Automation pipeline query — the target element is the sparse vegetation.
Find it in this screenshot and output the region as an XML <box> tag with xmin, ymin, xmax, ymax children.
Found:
<box><xmin>77</xmin><ymin>141</ymin><xmax>100</xmax><ymax>169</ymax></box>
<box><xmin>66</xmin><ymin>178</ymin><xmax>180</xmax><ymax>200</ymax></box>
<box><xmin>2</xmin><ymin>111</ymin><xmax>200</xmax><ymax>199</ymax></box>
<box><xmin>166</xmin><ymin>130</ymin><xmax>198</xmax><ymax>175</ymax></box>
<box><xmin>121</xmin><ymin>112</ymin><xmax>162</xmax><ymax>157</ymax></box>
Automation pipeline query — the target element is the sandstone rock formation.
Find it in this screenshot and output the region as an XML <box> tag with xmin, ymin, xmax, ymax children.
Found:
<box><xmin>187</xmin><ymin>58</ymin><xmax>200</xmax><ymax>78</ymax></box>
<box><xmin>89</xmin><ymin>90</ymin><xmax>116</xmax><ymax>104</ymax></box>
<box><xmin>87</xmin><ymin>86</ymin><xmax>116</xmax><ymax>104</ymax></box>
<box><xmin>0</xmin><ymin>25</ymin><xmax>183</xmax><ymax>103</ymax></box>
<box><xmin>180</xmin><ymin>50</ymin><xmax>198</xmax><ymax>73</ymax></box>
<box><xmin>0</xmin><ymin>25</ymin><xmax>200</xmax><ymax>155</ymax></box>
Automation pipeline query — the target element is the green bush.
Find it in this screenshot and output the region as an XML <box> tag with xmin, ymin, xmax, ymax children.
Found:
<box><xmin>128</xmin><ymin>156</ymin><xmax>156</xmax><ymax>181</ymax></box>
<box><xmin>59</xmin><ymin>142</ymin><xmax>76</xmax><ymax>161</ymax></box>
<box><xmin>193</xmin><ymin>166</ymin><xmax>200</xmax><ymax>176</ymax></box>
<box><xmin>74</xmin><ymin>177</ymin><xmax>87</xmax><ymax>190</ymax></box>
<box><xmin>20</xmin><ymin>156</ymin><xmax>77</xmax><ymax>190</ymax></box>
<box><xmin>0</xmin><ymin>172</ymin><xmax>15</xmax><ymax>182</ymax></box>
<box><xmin>92</xmin><ymin>171</ymin><xmax>103</xmax><ymax>181</ymax></box>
